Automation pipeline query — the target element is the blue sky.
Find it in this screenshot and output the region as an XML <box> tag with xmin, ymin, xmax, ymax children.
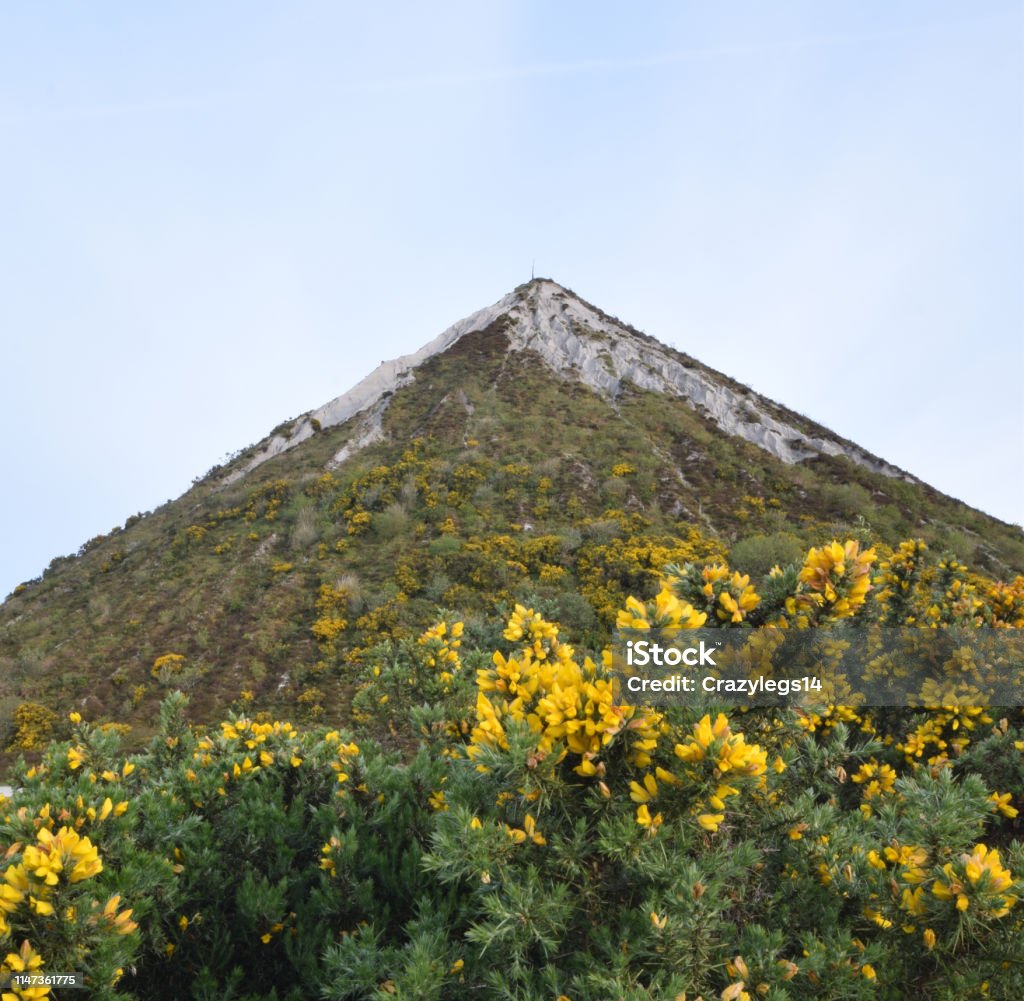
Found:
<box><xmin>2</xmin><ymin>2</ymin><xmax>1022</xmax><ymax>597</ymax></box>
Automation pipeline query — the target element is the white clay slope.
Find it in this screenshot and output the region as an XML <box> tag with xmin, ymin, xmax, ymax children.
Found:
<box><xmin>223</xmin><ymin>292</ymin><xmax>518</xmax><ymax>483</ymax></box>
<box><xmin>224</xmin><ymin>280</ymin><xmax>908</xmax><ymax>483</ymax></box>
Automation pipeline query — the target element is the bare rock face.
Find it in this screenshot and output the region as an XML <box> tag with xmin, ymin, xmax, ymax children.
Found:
<box><xmin>225</xmin><ymin>279</ymin><xmax>911</xmax><ymax>484</ymax></box>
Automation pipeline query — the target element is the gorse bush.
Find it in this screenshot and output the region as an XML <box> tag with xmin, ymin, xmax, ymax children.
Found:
<box><xmin>9</xmin><ymin>703</ymin><xmax>58</xmax><ymax>751</ymax></box>
<box><xmin>1</xmin><ymin>539</ymin><xmax>1022</xmax><ymax>999</ymax></box>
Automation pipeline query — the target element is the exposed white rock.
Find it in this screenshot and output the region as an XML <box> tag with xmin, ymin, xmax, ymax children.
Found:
<box><xmin>223</xmin><ymin>293</ymin><xmax>515</xmax><ymax>484</ymax></box>
<box><xmin>223</xmin><ymin>279</ymin><xmax>910</xmax><ymax>483</ymax></box>
<box><xmin>329</xmin><ymin>398</ymin><xmax>387</xmax><ymax>468</ymax></box>
<box><xmin>505</xmin><ymin>282</ymin><xmax>907</xmax><ymax>478</ymax></box>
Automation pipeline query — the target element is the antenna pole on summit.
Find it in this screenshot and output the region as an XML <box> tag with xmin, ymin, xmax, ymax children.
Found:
<box><xmin>531</xmin><ymin>259</ymin><xmax>534</xmax><ymax>280</ymax></box>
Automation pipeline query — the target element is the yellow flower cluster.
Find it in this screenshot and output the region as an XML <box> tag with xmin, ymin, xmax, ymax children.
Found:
<box><xmin>851</xmin><ymin>759</ymin><xmax>897</xmax><ymax>815</ymax></box>
<box><xmin>311</xmin><ymin>583</ymin><xmax>349</xmax><ymax>646</ymax></box>
<box><xmin>896</xmin><ymin>706</ymin><xmax>993</xmax><ymax>766</ymax></box>
<box><xmin>98</xmin><ymin>894</ymin><xmax>138</xmax><ymax>937</ymax></box>
<box><xmin>699</xmin><ymin>565</ymin><xmax>761</xmax><ymax>624</ymax></box>
<box><xmin>866</xmin><ymin>842</ymin><xmax>929</xmax><ymax>921</ymax></box>
<box><xmin>615</xmin><ymin>587</ymin><xmax>707</xmax><ymax>634</ymax></box>
<box><xmin>872</xmin><ymin>539</ymin><xmax>932</xmax><ymax>624</ymax></box>
<box><xmin>191</xmin><ymin>718</ymin><xmax>310</xmax><ymax>796</ymax></box>
<box><xmin>9</xmin><ymin>704</ymin><xmax>58</xmax><ymax>751</ymax></box>
<box><xmin>320</xmin><ymin>836</ymin><xmax>341</xmax><ymax>878</ymax></box>
<box><xmin>932</xmin><ymin>844</ymin><xmax>1017</xmax><ymax>918</ymax></box>
<box><xmin>418</xmin><ymin>620</ymin><xmax>464</xmax><ymax>688</ymax></box>
<box><xmin>469</xmin><ymin>600</ymin><xmax>779</xmax><ymax>842</ymax></box>
<box><xmin>1</xmin><ymin>940</ymin><xmax>49</xmax><ymax>1000</ymax></box>
<box><xmin>672</xmin><ymin>714</ymin><xmax>769</xmax><ymax>832</ymax></box>
<box><xmin>795</xmin><ymin>540</ymin><xmax>875</xmax><ymax>620</ymax></box>
<box><xmin>326</xmin><ymin>734</ymin><xmax>360</xmax><ymax>796</ymax></box>
<box><xmin>151</xmin><ymin>653</ymin><xmax>186</xmax><ymax>681</ymax></box>
<box><xmin>858</xmin><ymin>838</ymin><xmax>1019</xmax><ymax>934</ymax></box>
<box><xmin>577</xmin><ymin>529</ymin><xmax>725</xmax><ymax>624</ymax></box>
<box><xmin>25</xmin><ymin>827</ymin><xmax>103</xmax><ymax>887</ymax></box>
<box><xmin>469</xmin><ymin>606</ymin><xmax>657</xmax><ymax>772</ymax></box>
<box><xmin>345</xmin><ymin>510</ymin><xmax>372</xmax><ymax>535</ymax></box>
<box><xmin>922</xmin><ymin>557</ymin><xmax>985</xmax><ymax>626</ymax></box>
<box><xmin>502</xmin><ymin>604</ymin><xmax>560</xmax><ymax>650</ymax></box>
<box><xmin>190</xmin><ymin>718</ymin><xmax>361</xmax><ymax>805</ymax></box>
<box><xmin>506</xmin><ymin>813</ymin><xmax>546</xmax><ymax>846</ymax></box>
<box><xmin>985</xmin><ymin>575</ymin><xmax>1024</xmax><ymax>627</ymax></box>
<box><xmin>215</xmin><ymin>718</ymin><xmax>298</xmax><ymax>748</ymax></box>
<box><xmin>628</xmin><ymin>771</ymin><xmax>670</xmax><ymax>833</ymax></box>
<box><xmin>0</xmin><ymin>819</ymin><xmax>131</xmax><ymax>974</ymax></box>
<box><xmin>95</xmin><ymin>763</ymin><xmax>135</xmax><ymax>787</ymax></box>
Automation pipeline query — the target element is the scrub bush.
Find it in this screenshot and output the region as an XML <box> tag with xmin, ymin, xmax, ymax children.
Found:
<box><xmin>2</xmin><ymin>540</ymin><xmax>1021</xmax><ymax>999</ymax></box>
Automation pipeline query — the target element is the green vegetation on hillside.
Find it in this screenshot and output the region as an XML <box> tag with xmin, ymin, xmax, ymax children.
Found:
<box><xmin>3</xmin><ymin>327</ymin><xmax>1023</xmax><ymax>767</ymax></box>
<box><xmin>1</xmin><ymin>538</ymin><xmax>1022</xmax><ymax>998</ymax></box>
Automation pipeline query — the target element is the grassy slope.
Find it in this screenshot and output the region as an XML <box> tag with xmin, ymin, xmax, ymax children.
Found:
<box><xmin>2</xmin><ymin>322</ymin><xmax>1022</xmax><ymax>772</ymax></box>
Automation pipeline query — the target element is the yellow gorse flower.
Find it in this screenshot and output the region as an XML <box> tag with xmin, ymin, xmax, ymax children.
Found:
<box><xmin>988</xmin><ymin>791</ymin><xmax>1018</xmax><ymax>818</ymax></box>
<box><xmin>469</xmin><ymin>606</ymin><xmax>658</xmax><ymax>771</ymax></box>
<box><xmin>629</xmin><ymin>773</ymin><xmax>658</xmax><ymax>804</ymax></box>
<box><xmin>506</xmin><ymin>813</ymin><xmax>546</xmax><ymax>846</ymax></box>
<box><xmin>851</xmin><ymin>760</ymin><xmax>897</xmax><ymax>800</ymax></box>
<box><xmin>703</xmin><ymin>568</ymin><xmax>761</xmax><ymax>624</ymax></box>
<box><xmin>101</xmin><ymin>895</ymin><xmax>138</xmax><ymax>936</ymax></box>
<box><xmin>616</xmin><ymin>586</ymin><xmax>707</xmax><ymax>634</ymax></box>
<box><xmin>674</xmin><ymin>714</ymin><xmax>766</xmax><ymax>778</ymax></box>
<box><xmin>882</xmin><ymin>843</ymin><xmax>929</xmax><ymax>884</ymax></box>
<box><xmin>419</xmin><ymin>620</ymin><xmax>464</xmax><ymax>688</ymax></box>
<box><xmin>635</xmin><ymin>804</ymin><xmax>663</xmax><ymax>832</ymax></box>
<box><xmin>932</xmin><ymin>843</ymin><xmax>1017</xmax><ymax>918</ymax></box>
<box><xmin>670</xmin><ymin>714</ymin><xmax>770</xmax><ymax>832</ymax></box>
<box><xmin>319</xmin><ymin>836</ymin><xmax>341</xmax><ymax>878</ymax></box>
<box><xmin>503</xmin><ymin>604</ymin><xmax>560</xmax><ymax>655</ymax></box>
<box><xmin>0</xmin><ymin>866</ymin><xmax>27</xmax><ymax>918</ymax></box>
<box><xmin>797</xmin><ymin>540</ymin><xmax>875</xmax><ymax>619</ymax></box>
<box><xmin>2</xmin><ymin>940</ymin><xmax>49</xmax><ymax>1000</ymax></box>
<box><xmin>24</xmin><ymin>827</ymin><xmax>102</xmax><ymax>886</ymax></box>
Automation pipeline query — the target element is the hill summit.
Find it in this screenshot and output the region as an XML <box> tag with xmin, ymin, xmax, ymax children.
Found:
<box><xmin>228</xmin><ymin>278</ymin><xmax>904</xmax><ymax>483</ymax></box>
<box><xmin>2</xmin><ymin>278</ymin><xmax>1022</xmax><ymax>758</ymax></box>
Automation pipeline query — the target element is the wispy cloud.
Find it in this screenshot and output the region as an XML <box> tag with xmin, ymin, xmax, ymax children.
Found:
<box><xmin>355</xmin><ymin>30</ymin><xmax>903</xmax><ymax>92</ymax></box>
<box><xmin>355</xmin><ymin>8</ymin><xmax>1018</xmax><ymax>92</ymax></box>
